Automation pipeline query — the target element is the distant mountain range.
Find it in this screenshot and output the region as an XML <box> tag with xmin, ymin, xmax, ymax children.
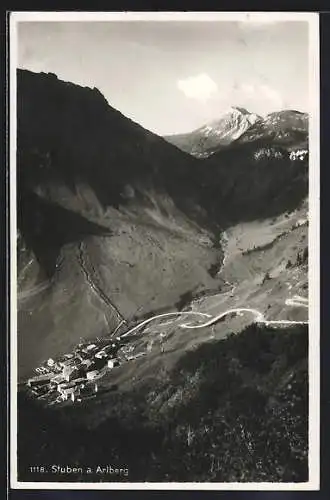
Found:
<box><xmin>164</xmin><ymin>107</ymin><xmax>308</xmax><ymax>158</ymax></box>
<box><xmin>16</xmin><ymin>69</ymin><xmax>308</xmax><ymax>379</ymax></box>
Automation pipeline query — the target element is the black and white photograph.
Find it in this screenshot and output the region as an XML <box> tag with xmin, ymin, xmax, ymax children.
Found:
<box><xmin>10</xmin><ymin>11</ymin><xmax>320</xmax><ymax>489</ymax></box>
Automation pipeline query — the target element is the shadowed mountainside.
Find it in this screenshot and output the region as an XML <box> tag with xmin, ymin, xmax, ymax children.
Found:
<box><xmin>196</xmin><ymin>140</ymin><xmax>308</xmax><ymax>227</ymax></box>
<box><xmin>16</xmin><ymin>70</ymin><xmax>309</xmax><ymax>377</ymax></box>
<box><xmin>17</xmin><ymin>70</ymin><xmax>202</xmax><ymax>215</ymax></box>
<box><xmin>18</xmin><ymin>190</ymin><xmax>111</xmax><ymax>278</ymax></box>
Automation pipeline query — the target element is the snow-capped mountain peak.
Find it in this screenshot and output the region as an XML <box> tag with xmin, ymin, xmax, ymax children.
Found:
<box><xmin>197</xmin><ymin>107</ymin><xmax>262</xmax><ymax>145</ymax></box>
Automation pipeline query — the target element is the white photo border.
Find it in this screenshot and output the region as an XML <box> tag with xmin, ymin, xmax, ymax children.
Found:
<box><xmin>9</xmin><ymin>10</ymin><xmax>320</xmax><ymax>491</ymax></box>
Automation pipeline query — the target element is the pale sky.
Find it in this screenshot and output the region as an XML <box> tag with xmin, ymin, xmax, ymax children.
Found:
<box><xmin>17</xmin><ymin>20</ymin><xmax>309</xmax><ymax>135</ymax></box>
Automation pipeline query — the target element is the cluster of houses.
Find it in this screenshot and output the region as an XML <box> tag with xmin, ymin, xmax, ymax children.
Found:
<box><xmin>253</xmin><ymin>148</ymin><xmax>308</xmax><ymax>163</ymax></box>
<box><xmin>253</xmin><ymin>147</ymin><xmax>285</xmax><ymax>161</ymax></box>
<box><xmin>27</xmin><ymin>337</ymin><xmax>123</xmax><ymax>405</ymax></box>
<box><xmin>289</xmin><ymin>149</ymin><xmax>308</xmax><ymax>161</ymax></box>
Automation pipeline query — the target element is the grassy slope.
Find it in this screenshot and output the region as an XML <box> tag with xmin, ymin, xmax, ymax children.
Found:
<box><xmin>17</xmin><ymin>188</ymin><xmax>223</xmax><ymax>380</ymax></box>
<box><xmin>18</xmin><ymin>202</ymin><xmax>309</xmax><ymax>482</ymax></box>
<box><xmin>18</xmin><ymin>323</ymin><xmax>308</xmax><ymax>483</ymax></box>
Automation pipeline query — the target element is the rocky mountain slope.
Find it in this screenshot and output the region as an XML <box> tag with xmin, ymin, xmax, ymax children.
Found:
<box><xmin>195</xmin><ymin>139</ymin><xmax>308</xmax><ymax>228</ymax></box>
<box><xmin>237</xmin><ymin>110</ymin><xmax>308</xmax><ymax>151</ymax></box>
<box><xmin>165</xmin><ymin>107</ymin><xmax>308</xmax><ymax>158</ymax></box>
<box><xmin>18</xmin><ymin>200</ymin><xmax>309</xmax><ymax>482</ymax></box>
<box><xmin>165</xmin><ymin>107</ymin><xmax>262</xmax><ymax>157</ymax></box>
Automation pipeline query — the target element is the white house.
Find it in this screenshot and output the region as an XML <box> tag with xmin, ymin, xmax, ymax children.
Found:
<box><xmin>86</xmin><ymin>370</ymin><xmax>100</xmax><ymax>380</ymax></box>
<box><xmin>86</xmin><ymin>344</ymin><xmax>97</xmax><ymax>351</ymax></box>
<box><xmin>107</xmin><ymin>359</ymin><xmax>120</xmax><ymax>369</ymax></box>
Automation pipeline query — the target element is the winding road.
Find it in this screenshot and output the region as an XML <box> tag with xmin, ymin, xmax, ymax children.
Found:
<box><xmin>118</xmin><ymin>293</ymin><xmax>308</xmax><ymax>339</ymax></box>
<box><xmin>121</xmin><ymin>311</ymin><xmax>212</xmax><ymax>338</ymax></box>
<box><xmin>19</xmin><ymin>248</ymin><xmax>308</xmax><ymax>350</ymax></box>
<box><xmin>116</xmin><ymin>292</ymin><xmax>308</xmax><ymax>340</ymax></box>
<box><xmin>180</xmin><ymin>295</ymin><xmax>308</xmax><ymax>330</ymax></box>
<box><xmin>180</xmin><ymin>307</ymin><xmax>265</xmax><ymax>329</ymax></box>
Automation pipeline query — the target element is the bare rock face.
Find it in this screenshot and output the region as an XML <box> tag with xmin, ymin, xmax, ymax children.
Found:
<box><xmin>165</xmin><ymin>107</ymin><xmax>263</xmax><ymax>157</ymax></box>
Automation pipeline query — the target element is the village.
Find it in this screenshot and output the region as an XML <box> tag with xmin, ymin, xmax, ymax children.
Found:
<box><xmin>24</xmin><ymin>302</ymin><xmax>200</xmax><ymax>407</ymax></box>
<box><xmin>25</xmin><ymin>332</ymin><xmax>147</xmax><ymax>406</ymax></box>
